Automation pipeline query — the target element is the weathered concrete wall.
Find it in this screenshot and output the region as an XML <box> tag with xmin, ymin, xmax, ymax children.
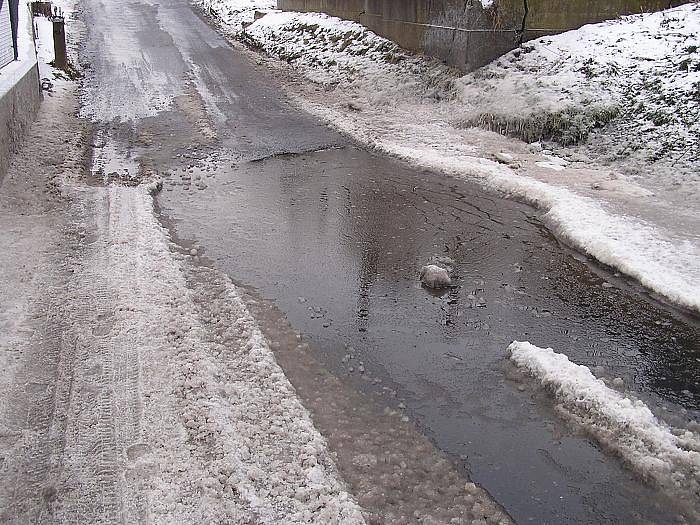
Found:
<box><xmin>277</xmin><ymin>0</ymin><xmax>690</xmax><ymax>70</ymax></box>
<box><xmin>0</xmin><ymin>62</ymin><xmax>41</xmax><ymax>181</ymax></box>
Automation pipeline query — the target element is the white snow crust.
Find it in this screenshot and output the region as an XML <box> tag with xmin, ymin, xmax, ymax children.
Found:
<box><xmin>508</xmin><ymin>341</ymin><xmax>700</xmax><ymax>498</ymax></box>
<box><xmin>202</xmin><ymin>1</ymin><xmax>700</xmax><ymax>314</ymax></box>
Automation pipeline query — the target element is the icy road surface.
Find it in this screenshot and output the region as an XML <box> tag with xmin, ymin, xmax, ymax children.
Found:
<box><xmin>0</xmin><ymin>0</ymin><xmax>697</xmax><ymax>522</ymax></box>
<box><xmin>83</xmin><ymin>0</ymin><xmax>698</xmax><ymax>521</ymax></box>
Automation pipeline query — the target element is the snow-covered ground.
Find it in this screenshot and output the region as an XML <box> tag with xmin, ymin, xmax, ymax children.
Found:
<box><xmin>509</xmin><ymin>341</ymin><xmax>700</xmax><ymax>518</ymax></box>
<box><xmin>194</xmin><ymin>0</ymin><xmax>275</xmax><ymax>33</ymax></box>
<box><xmin>0</xmin><ymin>2</ymin><xmax>369</xmax><ymax>521</ymax></box>
<box><xmin>458</xmin><ymin>7</ymin><xmax>700</xmax><ymax>172</ymax></box>
<box><xmin>197</xmin><ymin>1</ymin><xmax>700</xmax><ymax>315</ymax></box>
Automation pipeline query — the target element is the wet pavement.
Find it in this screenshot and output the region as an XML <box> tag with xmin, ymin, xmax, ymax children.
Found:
<box><xmin>78</xmin><ymin>0</ymin><xmax>700</xmax><ymax>522</ymax></box>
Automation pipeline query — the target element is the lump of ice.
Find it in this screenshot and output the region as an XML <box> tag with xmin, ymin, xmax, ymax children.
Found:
<box><xmin>420</xmin><ymin>265</ymin><xmax>452</xmax><ymax>289</ymax></box>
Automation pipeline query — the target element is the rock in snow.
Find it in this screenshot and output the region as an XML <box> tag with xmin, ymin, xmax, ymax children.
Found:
<box><xmin>494</xmin><ymin>152</ymin><xmax>514</xmax><ymax>165</ymax></box>
<box><xmin>420</xmin><ymin>265</ymin><xmax>451</xmax><ymax>289</ymax></box>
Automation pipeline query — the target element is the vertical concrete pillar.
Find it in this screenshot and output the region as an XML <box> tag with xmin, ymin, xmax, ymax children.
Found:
<box><xmin>52</xmin><ymin>15</ymin><xmax>65</xmax><ymax>69</ymax></box>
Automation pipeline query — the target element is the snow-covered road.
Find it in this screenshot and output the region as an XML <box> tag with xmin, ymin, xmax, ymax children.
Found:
<box><xmin>0</xmin><ymin>52</ymin><xmax>366</xmax><ymax>525</ymax></box>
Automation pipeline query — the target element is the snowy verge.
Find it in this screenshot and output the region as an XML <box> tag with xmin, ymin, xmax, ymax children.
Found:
<box><xmin>508</xmin><ymin>342</ymin><xmax>700</xmax><ymax>501</ymax></box>
<box><xmin>219</xmin><ymin>4</ymin><xmax>700</xmax><ymax>315</ymax></box>
<box><xmin>241</xmin><ymin>10</ymin><xmax>455</xmax><ymax>94</ymax></box>
<box><xmin>194</xmin><ymin>0</ymin><xmax>275</xmax><ymax>34</ymax></box>
<box><xmin>457</xmin><ymin>5</ymin><xmax>700</xmax><ymax>169</ymax></box>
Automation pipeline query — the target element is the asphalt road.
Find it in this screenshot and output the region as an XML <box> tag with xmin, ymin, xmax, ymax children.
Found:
<box><xmin>75</xmin><ymin>0</ymin><xmax>700</xmax><ymax>522</ymax></box>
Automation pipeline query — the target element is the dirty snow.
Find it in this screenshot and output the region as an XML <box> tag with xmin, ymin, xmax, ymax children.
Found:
<box><xmin>508</xmin><ymin>341</ymin><xmax>700</xmax><ymax>509</ymax></box>
<box><xmin>198</xmin><ymin>1</ymin><xmax>700</xmax><ymax>314</ymax></box>
<box><xmin>96</xmin><ymin>181</ymin><xmax>365</xmax><ymax>524</ymax></box>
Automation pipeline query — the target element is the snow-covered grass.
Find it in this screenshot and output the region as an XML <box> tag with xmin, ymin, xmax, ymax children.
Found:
<box><xmin>197</xmin><ymin>1</ymin><xmax>700</xmax><ymax>315</ymax></box>
<box><xmin>508</xmin><ymin>342</ymin><xmax>700</xmax><ymax>509</ymax></box>
<box><xmin>457</xmin><ymin>4</ymin><xmax>700</xmax><ymax>169</ymax></box>
<box><xmin>194</xmin><ymin>0</ymin><xmax>275</xmax><ymax>34</ymax></box>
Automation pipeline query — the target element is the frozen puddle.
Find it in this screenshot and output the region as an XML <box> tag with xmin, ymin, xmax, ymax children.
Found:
<box><xmin>508</xmin><ymin>341</ymin><xmax>700</xmax><ymax>517</ymax></box>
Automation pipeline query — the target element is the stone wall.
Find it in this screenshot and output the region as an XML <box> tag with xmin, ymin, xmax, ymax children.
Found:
<box><xmin>277</xmin><ymin>0</ymin><xmax>690</xmax><ymax>70</ymax></box>
<box><xmin>0</xmin><ymin>62</ymin><xmax>41</xmax><ymax>181</ymax></box>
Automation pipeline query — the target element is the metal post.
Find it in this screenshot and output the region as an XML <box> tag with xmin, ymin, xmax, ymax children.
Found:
<box><xmin>52</xmin><ymin>13</ymin><xmax>65</xmax><ymax>69</ymax></box>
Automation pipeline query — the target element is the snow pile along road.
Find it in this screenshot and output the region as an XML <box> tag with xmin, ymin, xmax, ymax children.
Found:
<box><xmin>458</xmin><ymin>4</ymin><xmax>700</xmax><ymax>172</ymax></box>
<box><xmin>194</xmin><ymin>0</ymin><xmax>275</xmax><ymax>34</ymax></box>
<box><xmin>241</xmin><ymin>10</ymin><xmax>455</xmax><ymax>95</ymax></box>
<box><xmin>508</xmin><ymin>342</ymin><xmax>700</xmax><ymax>508</ymax></box>
<box><xmin>207</xmin><ymin>1</ymin><xmax>700</xmax><ymax>315</ymax></box>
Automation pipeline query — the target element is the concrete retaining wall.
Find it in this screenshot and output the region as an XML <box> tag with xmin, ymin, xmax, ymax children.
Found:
<box><xmin>277</xmin><ymin>0</ymin><xmax>690</xmax><ymax>70</ymax></box>
<box><xmin>0</xmin><ymin>61</ymin><xmax>41</xmax><ymax>181</ymax></box>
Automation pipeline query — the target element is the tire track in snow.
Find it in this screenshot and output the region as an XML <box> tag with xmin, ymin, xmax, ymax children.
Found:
<box><xmin>44</xmin><ymin>128</ymin><xmax>365</xmax><ymax>522</ymax></box>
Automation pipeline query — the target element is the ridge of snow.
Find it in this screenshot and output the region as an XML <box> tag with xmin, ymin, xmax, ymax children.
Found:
<box><xmin>508</xmin><ymin>341</ymin><xmax>700</xmax><ymax>499</ymax></box>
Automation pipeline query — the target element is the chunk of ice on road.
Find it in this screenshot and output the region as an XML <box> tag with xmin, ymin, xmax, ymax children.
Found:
<box><xmin>508</xmin><ymin>341</ymin><xmax>700</xmax><ymax>496</ymax></box>
<box><xmin>420</xmin><ymin>264</ymin><xmax>451</xmax><ymax>289</ymax></box>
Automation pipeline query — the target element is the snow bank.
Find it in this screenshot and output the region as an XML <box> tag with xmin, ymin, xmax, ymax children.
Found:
<box><xmin>241</xmin><ymin>8</ymin><xmax>456</xmax><ymax>101</ymax></box>
<box><xmin>508</xmin><ymin>341</ymin><xmax>700</xmax><ymax>497</ymax></box>
<box><xmin>458</xmin><ymin>4</ymin><xmax>700</xmax><ymax>165</ymax></box>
